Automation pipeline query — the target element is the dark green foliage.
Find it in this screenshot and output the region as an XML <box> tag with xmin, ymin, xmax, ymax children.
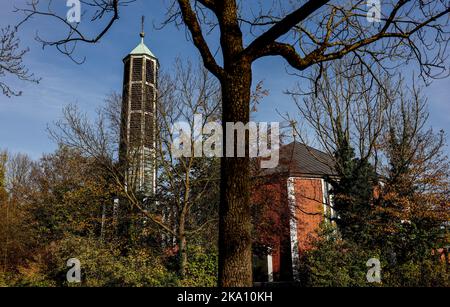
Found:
<box><xmin>329</xmin><ymin>136</ymin><xmax>378</xmax><ymax>246</ymax></box>
<box><xmin>299</xmin><ymin>224</ymin><xmax>450</xmax><ymax>287</ymax></box>
<box><xmin>299</xmin><ymin>225</ymin><xmax>380</xmax><ymax>287</ymax></box>
<box><xmin>382</xmin><ymin>257</ymin><xmax>449</xmax><ymax>287</ymax></box>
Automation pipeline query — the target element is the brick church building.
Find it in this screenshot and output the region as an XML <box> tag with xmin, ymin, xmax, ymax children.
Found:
<box><xmin>252</xmin><ymin>142</ymin><xmax>338</xmax><ymax>283</ymax></box>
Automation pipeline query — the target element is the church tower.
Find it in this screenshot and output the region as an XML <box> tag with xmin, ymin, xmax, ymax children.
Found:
<box><xmin>120</xmin><ymin>17</ymin><xmax>158</xmax><ymax>197</ymax></box>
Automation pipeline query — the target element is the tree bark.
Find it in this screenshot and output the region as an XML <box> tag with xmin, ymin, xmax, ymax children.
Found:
<box><xmin>178</xmin><ymin>223</ymin><xmax>187</xmax><ymax>279</ymax></box>
<box><xmin>219</xmin><ymin>61</ymin><xmax>253</xmax><ymax>287</ymax></box>
<box><xmin>178</xmin><ymin>196</ymin><xmax>188</xmax><ymax>279</ymax></box>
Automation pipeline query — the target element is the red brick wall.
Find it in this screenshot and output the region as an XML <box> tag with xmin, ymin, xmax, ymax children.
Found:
<box><xmin>252</xmin><ymin>176</ymin><xmax>327</xmax><ymax>281</ymax></box>
<box><xmin>292</xmin><ymin>178</ymin><xmax>325</xmax><ymax>254</ymax></box>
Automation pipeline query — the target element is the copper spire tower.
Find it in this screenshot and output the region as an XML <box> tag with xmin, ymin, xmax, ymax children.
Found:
<box><xmin>119</xmin><ymin>16</ymin><xmax>158</xmax><ymax>196</ymax></box>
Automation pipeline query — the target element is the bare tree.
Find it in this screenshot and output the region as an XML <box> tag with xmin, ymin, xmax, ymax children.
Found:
<box><xmin>381</xmin><ymin>80</ymin><xmax>450</xmax><ymax>205</ymax></box>
<box><xmin>5</xmin><ymin>152</ymin><xmax>34</xmax><ymax>205</ymax></box>
<box><xmin>155</xmin><ymin>59</ymin><xmax>221</xmax><ymax>277</ymax></box>
<box><xmin>0</xmin><ymin>26</ymin><xmax>40</xmax><ymax>97</ymax></box>
<box><xmin>284</xmin><ymin>60</ymin><xmax>395</xmax><ymax>173</ymax></box>
<box><xmin>17</xmin><ymin>0</ymin><xmax>450</xmax><ymax>286</ymax></box>
<box><xmin>49</xmin><ymin>59</ymin><xmax>221</xmax><ymax>279</ymax></box>
<box><xmin>382</xmin><ymin>80</ymin><xmax>443</xmax><ymax>182</ymax></box>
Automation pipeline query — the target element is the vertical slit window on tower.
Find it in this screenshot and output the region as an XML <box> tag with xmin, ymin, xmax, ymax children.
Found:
<box><xmin>146</xmin><ymin>59</ymin><xmax>154</xmax><ymax>84</ymax></box>
<box><xmin>132</xmin><ymin>58</ymin><xmax>143</xmax><ymax>81</ymax></box>
<box><xmin>130</xmin><ymin>113</ymin><xmax>142</xmax><ymax>146</ymax></box>
<box><xmin>131</xmin><ymin>84</ymin><xmax>142</xmax><ymax>110</ymax></box>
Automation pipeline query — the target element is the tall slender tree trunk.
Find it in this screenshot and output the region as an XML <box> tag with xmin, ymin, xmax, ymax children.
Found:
<box><xmin>100</xmin><ymin>202</ymin><xmax>106</xmax><ymax>241</ymax></box>
<box><xmin>178</xmin><ymin>218</ymin><xmax>187</xmax><ymax>279</ymax></box>
<box><xmin>219</xmin><ymin>62</ymin><xmax>253</xmax><ymax>287</ymax></box>
<box><xmin>3</xmin><ymin>201</ymin><xmax>9</xmax><ymax>271</ymax></box>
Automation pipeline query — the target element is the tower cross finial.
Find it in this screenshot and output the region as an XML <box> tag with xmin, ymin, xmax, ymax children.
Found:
<box><xmin>140</xmin><ymin>15</ymin><xmax>145</xmax><ymax>42</ymax></box>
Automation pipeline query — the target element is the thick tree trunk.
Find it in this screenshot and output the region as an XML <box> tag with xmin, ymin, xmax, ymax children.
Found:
<box><xmin>219</xmin><ymin>62</ymin><xmax>253</xmax><ymax>287</ymax></box>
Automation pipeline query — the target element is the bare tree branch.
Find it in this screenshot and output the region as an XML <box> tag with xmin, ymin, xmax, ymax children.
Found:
<box><xmin>0</xmin><ymin>26</ymin><xmax>40</xmax><ymax>97</ymax></box>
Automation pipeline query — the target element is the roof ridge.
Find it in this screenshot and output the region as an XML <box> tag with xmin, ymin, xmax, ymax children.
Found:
<box><xmin>285</xmin><ymin>141</ymin><xmax>331</xmax><ymax>157</ymax></box>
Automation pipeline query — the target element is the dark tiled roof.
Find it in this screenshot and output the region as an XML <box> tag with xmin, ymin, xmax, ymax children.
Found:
<box><xmin>263</xmin><ymin>142</ymin><xmax>337</xmax><ymax>177</ymax></box>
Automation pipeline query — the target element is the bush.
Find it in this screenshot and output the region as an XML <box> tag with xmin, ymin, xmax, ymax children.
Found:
<box><xmin>383</xmin><ymin>258</ymin><xmax>449</xmax><ymax>287</ymax></box>
<box><xmin>298</xmin><ymin>226</ymin><xmax>449</xmax><ymax>287</ymax></box>
<box><xmin>299</xmin><ymin>235</ymin><xmax>379</xmax><ymax>287</ymax></box>
<box><xmin>0</xmin><ymin>271</ymin><xmax>7</xmax><ymax>287</ymax></box>
<box><xmin>48</xmin><ymin>236</ymin><xmax>180</xmax><ymax>287</ymax></box>
<box><xmin>0</xmin><ymin>236</ymin><xmax>178</xmax><ymax>287</ymax></box>
<box><xmin>180</xmin><ymin>246</ymin><xmax>218</xmax><ymax>287</ymax></box>
<box><xmin>0</xmin><ymin>263</ymin><xmax>56</xmax><ymax>287</ymax></box>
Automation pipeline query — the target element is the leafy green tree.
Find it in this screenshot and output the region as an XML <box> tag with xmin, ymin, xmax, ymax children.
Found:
<box><xmin>28</xmin><ymin>146</ymin><xmax>116</xmax><ymax>244</ymax></box>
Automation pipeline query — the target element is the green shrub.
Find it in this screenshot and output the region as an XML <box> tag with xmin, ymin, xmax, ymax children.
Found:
<box><xmin>181</xmin><ymin>246</ymin><xmax>218</xmax><ymax>287</ymax></box>
<box><xmin>298</xmin><ymin>226</ymin><xmax>449</xmax><ymax>287</ymax></box>
<box><xmin>0</xmin><ymin>264</ymin><xmax>56</xmax><ymax>287</ymax></box>
<box><xmin>46</xmin><ymin>236</ymin><xmax>179</xmax><ymax>287</ymax></box>
<box><xmin>0</xmin><ymin>271</ymin><xmax>7</xmax><ymax>287</ymax></box>
<box><xmin>1</xmin><ymin>237</ymin><xmax>222</xmax><ymax>287</ymax></box>
<box><xmin>299</xmin><ymin>236</ymin><xmax>379</xmax><ymax>287</ymax></box>
<box><xmin>383</xmin><ymin>258</ymin><xmax>449</xmax><ymax>287</ymax></box>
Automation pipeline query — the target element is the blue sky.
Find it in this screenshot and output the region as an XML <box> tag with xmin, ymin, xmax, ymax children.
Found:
<box><xmin>0</xmin><ymin>0</ymin><xmax>449</xmax><ymax>159</ymax></box>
